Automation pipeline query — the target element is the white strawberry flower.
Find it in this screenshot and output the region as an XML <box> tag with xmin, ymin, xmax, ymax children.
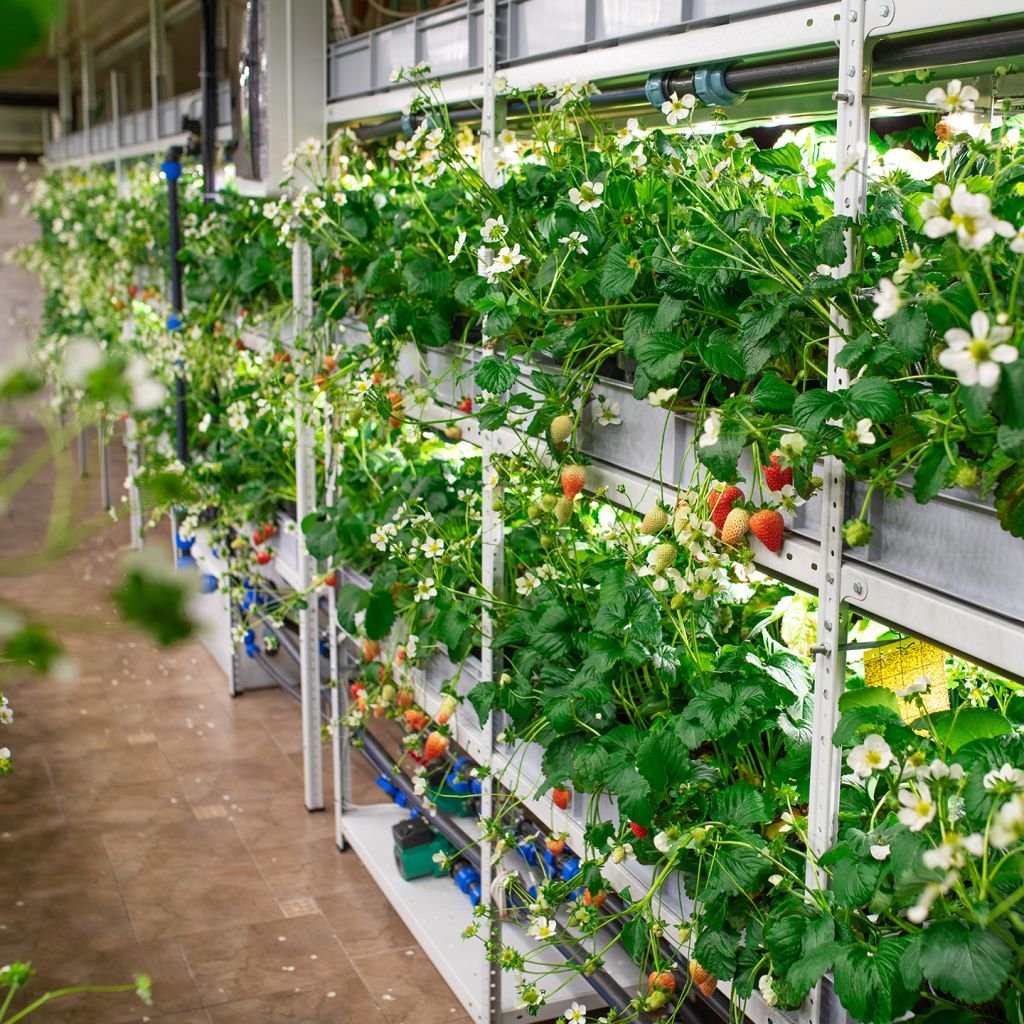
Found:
<box><xmin>414</xmin><ymin>578</ymin><xmax>438</xmax><ymax>603</ymax></box>
<box><xmin>939</xmin><ymin>310</ymin><xmax>1018</xmax><ymax>388</ymax></box>
<box><xmin>895</xmin><ymin>676</ymin><xmax>930</xmax><ymax>697</ymax></box>
<box><xmin>661</xmin><ymin>91</ymin><xmax>695</xmax><ymax>126</ymax></box>
<box><xmin>614</xmin><ymin>117</ymin><xmax>648</xmax><ymax>149</ymax></box>
<box><xmin>870</xmin><ymin>843</ymin><xmax>891</xmax><ymax>861</ymax></box>
<box><xmin>926</xmin><ymin>79</ymin><xmax>980</xmax><ymax>114</ymax></box>
<box><xmin>422</xmin><ymin>537</ymin><xmax>445</xmax><ymax>559</ymax></box>
<box><xmin>873</xmin><ymin>277</ymin><xmax>901</xmax><ymax>320</ymax></box>
<box><xmin>568</xmin><ymin>181</ymin><xmax>604</xmax><ymax>212</ymax></box>
<box><xmin>698</xmin><ymin>411</ymin><xmax>721</xmax><ymax>448</ymax></box>
<box><xmin>922</xmin><ymin>183</ymin><xmax>1015</xmax><ymax>250</ymax></box>
<box><xmin>448</xmin><ymin>231</ymin><xmax>467</xmax><ymax>263</ymax></box>
<box><xmin>983</xmin><ymin>763</ymin><xmax>1024</xmax><ymax>793</ymax></box>
<box><xmin>481</xmin><ymin>215</ymin><xmax>508</xmax><ymax>243</ymax></box>
<box><xmin>847</xmin><ymin>733</ymin><xmax>893</xmax><ymax>778</ymax></box>
<box><xmin>897</xmin><ymin>783</ymin><xmax>937</xmax><ymax>831</ymax></box>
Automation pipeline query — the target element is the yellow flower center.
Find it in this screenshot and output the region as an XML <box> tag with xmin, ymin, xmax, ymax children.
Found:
<box><xmin>969</xmin><ymin>339</ymin><xmax>993</xmax><ymax>362</ymax></box>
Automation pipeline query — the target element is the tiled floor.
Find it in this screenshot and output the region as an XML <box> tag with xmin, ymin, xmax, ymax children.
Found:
<box><xmin>0</xmin><ymin>454</ymin><xmax>471</xmax><ymax>1023</ymax></box>
<box><xmin>0</xmin><ymin>163</ymin><xmax>468</xmax><ymax>1024</ymax></box>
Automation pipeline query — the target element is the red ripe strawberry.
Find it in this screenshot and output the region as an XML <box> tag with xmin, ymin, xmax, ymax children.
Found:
<box><xmin>404</xmin><ymin>709</ymin><xmax>429</xmax><ymax>731</ymax></box>
<box><xmin>315</xmin><ymin>374</ymin><xmax>328</xmax><ymax>391</ymax></box>
<box><xmin>273</xmin><ymin>351</ymin><xmax>290</xmax><ymax>365</ymax></box>
<box><xmin>389</xmin><ymin>417</ymin><xmax>403</xmax><ymax>429</ymax></box>
<box><xmin>263</xmin><ymin>522</ymin><xmax>276</xmax><ymax>538</ymax></box>
<box><xmin>720</xmin><ymin>507</ymin><xmax>751</xmax><ymax>546</ymax></box>
<box><xmin>349</xmin><ymin>682</ymin><xmax>365</xmax><ymax>699</ymax></box>
<box><xmin>552</xmin><ymin>787</ymin><xmax>571</xmax><ymax>810</ymax></box>
<box><xmin>372</xmin><ymin>370</ymin><xmax>384</xmax><ymax>385</ymax></box>
<box><xmin>546</xmin><ymin>837</ymin><xmax>566</xmax><ymax>856</ymax></box>
<box><xmin>252</xmin><ymin>529</ymin><xmax>265</xmax><ymax>545</ymax></box>
<box><xmin>423</xmin><ymin>732</ymin><xmax>449</xmax><ymax>760</ymax></box>
<box><xmin>362</xmin><ymin>638</ymin><xmax>381</xmax><ymax>662</ymax></box>
<box><xmin>708</xmin><ymin>485</ymin><xmax>744</xmax><ymax>532</ymax></box>
<box><xmin>458</xmin><ymin>397</ymin><xmax>472</xmax><ymax>413</ymax></box>
<box><xmin>749</xmin><ymin>508</ymin><xmax>784</xmax><ymax>553</ymax></box>
<box><xmin>323</xmin><ymin>354</ymin><xmax>338</xmax><ymax>373</ymax></box>
<box><xmin>583</xmin><ymin>889</ymin><xmax>607</xmax><ymax>908</ymax></box>
<box><xmin>763</xmin><ymin>452</ymin><xmax>793</xmax><ymax>492</ymax></box>
<box><xmin>324</xmin><ymin>571</ymin><xmax>337</xmax><ymax>587</ymax></box>
<box><xmin>396</xmin><ymin>688</ymin><xmax>414</xmax><ymax>708</ymax></box>
<box><xmin>561</xmin><ymin>465</ymin><xmax>586</xmax><ymax>500</ymax></box>
<box><xmin>128</xmin><ymin>284</ymin><xmax>138</xmax><ymax>299</ymax></box>
<box><xmin>629</xmin><ymin>821</ymin><xmax>648</xmax><ymax>839</ymax></box>
<box><xmin>395</xmin><ymin>647</ymin><xmax>407</xmax><ymax>666</ymax></box>
<box><xmin>341</xmin><ymin>265</ymin><xmax>353</xmax><ymax>280</ymax></box>
<box><xmin>255</xmin><ymin>549</ymin><xmax>272</xmax><ymax>565</ymax></box>
<box><xmin>234</xmin><ymin>338</ymin><xmax>246</xmax><ymax>351</ymax></box>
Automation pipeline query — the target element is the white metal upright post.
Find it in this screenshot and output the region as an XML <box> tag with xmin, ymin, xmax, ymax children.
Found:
<box><xmin>148</xmin><ymin>0</ymin><xmax>169</xmax><ymax>141</ymax></box>
<box><xmin>479</xmin><ymin>2</ymin><xmax>504</xmax><ymax>1018</ymax></box>
<box><xmin>80</xmin><ymin>39</ymin><xmax>95</xmax><ymax>153</ymax></box>
<box><xmin>324</xmin><ymin>406</ymin><xmax>346</xmax><ymax>849</ymax></box>
<box><xmin>294</xmin><ymin>239</ymin><xmax>325</xmax><ymax>813</ymax></box>
<box><xmin>110</xmin><ymin>70</ymin><xmax>125</xmax><ymax>193</ymax></box>
<box><xmin>802</xmin><ymin>3</ymin><xmax>870</xmax><ymax>1023</ymax></box>
<box><xmin>125</xmin><ymin>417</ymin><xmax>144</xmax><ymax>549</ymax></box>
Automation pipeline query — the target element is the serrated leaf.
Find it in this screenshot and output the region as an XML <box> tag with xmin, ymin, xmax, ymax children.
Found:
<box><xmin>887</xmin><ymin>307</ymin><xmax>928</xmax><ymax>359</ymax></box>
<box><xmin>696</xmin><ymin>427</ymin><xmax>747</xmax><ymax>483</ymax></box>
<box><xmin>751</xmin><ymin>142</ymin><xmax>803</xmax><ymax>175</ymax></box>
<box><xmin>920</xmin><ymin>920</ymin><xmax>1013</xmax><ymax>1004</ymax></box>
<box><xmin>751</xmin><ymin>373</ymin><xmax>797</xmax><ymax>413</ymax></box>
<box><xmin>814</xmin><ymin>216</ymin><xmax>851</xmax><ymax>266</ymax></box>
<box><xmin>915</xmin><ymin>707</ymin><xmax>1013</xmax><ymax>753</ymax></box>
<box><xmin>694</xmin><ymin>928</ymin><xmax>740</xmax><ymax>978</ymax></box>
<box><xmin>839</xmin><ymin>687</ymin><xmax>899</xmax><ymax>714</ymax></box>
<box><xmin>712</xmin><ymin>782</ymin><xmax>767</xmax><ymax>828</ymax></box>
<box><xmin>997</xmin><ymin>425</ymin><xmax>1024</xmax><ymax>459</ymax></box>
<box><xmin>995</xmin><ymin>463</ymin><xmax>1024</xmax><ymax>538</ymax></box>
<box><xmin>631</xmin><ymin>331</ymin><xmax>688</xmax><ymax>387</ymax></box>
<box><xmin>913</xmin><ymin>444</ymin><xmax>952</xmax><ymax>504</ymax></box>
<box><xmin>467</xmin><ymin>680</ymin><xmax>497</xmax><ymax>726</ymax></box>
<box><xmin>365</xmin><ymin>588</ymin><xmax>396</xmax><ymax>640</ymax></box>
<box><xmin>830</xmin><ymin>852</ymin><xmax>883</xmax><ymax>907</ymax></box>
<box><xmin>793</xmin><ymin>389</ymin><xmax>844</xmax><ymax>434</ymax></box>
<box><xmin>473</xmin><ymin>355</ymin><xmax>519</xmax><ymax>394</ymax></box>
<box><xmin>740</xmin><ymin>303</ymin><xmax>789</xmax><ymax>344</ymax></box>
<box><xmin>599</xmin><ymin>243</ymin><xmax>639</xmax><ymax>299</ymax></box>
<box><xmin>833</xmin><ymin>937</ymin><xmax>917</xmax><ymax>1024</ymax></box>
<box><xmin>845</xmin><ymin>376</ymin><xmax>900</xmax><ymax>422</ymax></box>
<box><xmin>335</xmin><ymin>583</ymin><xmax>370</xmax><ymax>634</ymax></box>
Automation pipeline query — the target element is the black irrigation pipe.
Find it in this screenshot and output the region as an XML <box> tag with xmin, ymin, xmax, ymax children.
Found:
<box><xmin>251</xmin><ymin>648</ymin><xmax>302</xmax><ymax>697</ymax></box>
<box><xmin>200</xmin><ymin>0</ymin><xmax>219</xmax><ymax>203</ymax></box>
<box><xmin>351</xmin><ymin>17</ymin><xmax>1024</xmax><ymax>140</ymax></box>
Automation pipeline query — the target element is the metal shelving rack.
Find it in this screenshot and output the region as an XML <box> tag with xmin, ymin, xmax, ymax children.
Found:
<box><xmin>321</xmin><ymin>4</ymin><xmax>1024</xmax><ymax>1024</ymax></box>
<box><xmin>60</xmin><ymin>2</ymin><xmax>1024</xmax><ymax>1023</ymax></box>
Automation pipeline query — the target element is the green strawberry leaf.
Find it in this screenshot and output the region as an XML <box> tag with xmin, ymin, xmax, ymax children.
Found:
<box><xmin>919</xmin><ymin>920</ymin><xmax>1013</xmax><ymax>1004</ymax></box>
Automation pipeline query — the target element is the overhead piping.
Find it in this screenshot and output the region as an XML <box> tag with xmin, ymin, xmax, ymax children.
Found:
<box><xmin>200</xmin><ymin>0</ymin><xmax>218</xmax><ymax>202</ymax></box>
<box><xmin>347</xmin><ymin>17</ymin><xmax>1024</xmax><ymax>141</ymax></box>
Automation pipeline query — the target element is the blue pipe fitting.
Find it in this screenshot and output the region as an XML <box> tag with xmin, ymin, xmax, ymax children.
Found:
<box><xmin>243</xmin><ymin>628</ymin><xmax>255</xmax><ymax>645</ymax></box>
<box><xmin>167</xmin><ymin>313</ymin><xmax>183</xmax><ymax>332</ymax></box>
<box><xmin>176</xmin><ymin>553</ymin><xmax>197</xmax><ymax>570</ymax></box>
<box><xmin>644</xmin><ymin>73</ymin><xmax>669</xmax><ymax>109</ymax></box>
<box><xmin>244</xmin><ymin>641</ymin><xmax>260</xmax><ymax>659</ymax></box>
<box><xmin>561</xmin><ymin>856</ymin><xmax>581</xmax><ymax>882</ymax></box>
<box><xmin>693</xmin><ymin>66</ymin><xmax>745</xmax><ymax>107</ymax></box>
<box><xmin>175</xmin><ymin>533</ymin><xmax>194</xmax><ymax>552</ymax></box>
<box><xmin>161</xmin><ymin>160</ymin><xmax>183</xmax><ymax>181</ymax></box>
<box><xmin>199</xmin><ymin>574</ymin><xmax>218</xmax><ymax>594</ymax></box>
<box><xmin>375</xmin><ymin>774</ymin><xmax>398</xmax><ymax>798</ymax></box>
<box><xmin>400</xmin><ymin>111</ymin><xmax>418</xmax><ymax>137</ymax></box>
<box><xmin>517</xmin><ymin>841</ymin><xmax>539</xmax><ymax>866</ymax></box>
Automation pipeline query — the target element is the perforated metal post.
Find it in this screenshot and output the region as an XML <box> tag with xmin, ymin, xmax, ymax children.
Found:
<box><xmin>478</xmin><ymin>2</ymin><xmax>503</xmax><ymax>1018</ymax></box>
<box><xmin>294</xmin><ymin>238</ymin><xmax>325</xmax><ymax>812</ymax></box>
<box><xmin>98</xmin><ymin>415</ymin><xmax>111</xmax><ymax>510</ymax></box>
<box><xmin>801</xmin><ymin>3</ymin><xmax>871</xmax><ymax>1023</ymax></box>
<box><xmin>125</xmin><ymin>417</ymin><xmax>144</xmax><ymax>550</ymax></box>
<box><xmin>324</xmin><ymin>401</ymin><xmax>347</xmax><ymax>849</ymax></box>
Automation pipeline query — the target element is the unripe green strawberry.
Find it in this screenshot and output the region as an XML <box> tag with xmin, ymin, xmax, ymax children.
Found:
<box><xmin>539</xmin><ymin>533</ymin><xmax>555</xmax><ymax>550</ymax></box>
<box><xmin>651</xmin><ymin>542</ymin><xmax>678</xmax><ymax>573</ymax></box>
<box><xmin>640</xmin><ymin>507</ymin><xmax>668</xmax><ymax>535</ymax></box>
<box><xmin>550</xmin><ymin>414</ymin><xmax>574</xmax><ymax>445</ymax></box>
<box><xmin>953</xmin><ymin>464</ymin><xmax>979</xmax><ymax>489</ymax></box>
<box><xmin>555</xmin><ymin>496</ymin><xmax>574</xmax><ymax>525</ymax></box>
<box><xmin>527</xmin><ymin>503</ymin><xmax>542</xmax><ymax>519</ymax></box>
<box><xmin>843</xmin><ymin>517</ymin><xmax>873</xmax><ymax>547</ymax></box>
<box><xmin>540</xmin><ymin>494</ymin><xmax>558</xmax><ymax>512</ymax></box>
<box><xmin>720</xmin><ymin>507</ymin><xmax>750</xmax><ymax>545</ymax></box>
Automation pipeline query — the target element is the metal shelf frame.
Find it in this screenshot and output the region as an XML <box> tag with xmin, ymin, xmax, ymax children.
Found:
<box><xmin>74</xmin><ymin>2</ymin><xmax>1024</xmax><ymax>1024</ymax></box>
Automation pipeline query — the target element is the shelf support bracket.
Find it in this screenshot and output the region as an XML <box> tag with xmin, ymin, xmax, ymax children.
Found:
<box><xmin>802</xmin><ymin>2</ymin><xmax>872</xmax><ymax>1024</ymax></box>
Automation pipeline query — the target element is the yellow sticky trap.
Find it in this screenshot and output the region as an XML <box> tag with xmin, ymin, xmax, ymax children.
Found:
<box><xmin>864</xmin><ymin>638</ymin><xmax>950</xmax><ymax>723</ymax></box>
